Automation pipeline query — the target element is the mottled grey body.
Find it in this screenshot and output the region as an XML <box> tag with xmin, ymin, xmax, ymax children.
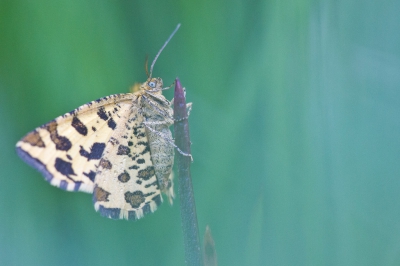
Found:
<box><xmin>138</xmin><ymin>81</ymin><xmax>174</xmax><ymax>195</ymax></box>
<box><xmin>145</xmin><ymin>111</ymin><xmax>174</xmax><ymax>192</ymax></box>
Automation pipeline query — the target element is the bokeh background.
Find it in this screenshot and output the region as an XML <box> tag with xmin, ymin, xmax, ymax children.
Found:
<box><xmin>1</xmin><ymin>1</ymin><xmax>400</xmax><ymax>265</ymax></box>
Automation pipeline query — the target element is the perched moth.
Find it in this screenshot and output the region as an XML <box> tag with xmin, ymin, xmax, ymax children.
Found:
<box><xmin>16</xmin><ymin>24</ymin><xmax>190</xmax><ymax>221</ymax></box>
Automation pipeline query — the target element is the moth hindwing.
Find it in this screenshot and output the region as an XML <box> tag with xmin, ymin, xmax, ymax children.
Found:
<box><xmin>16</xmin><ymin>77</ymin><xmax>176</xmax><ymax>220</ymax></box>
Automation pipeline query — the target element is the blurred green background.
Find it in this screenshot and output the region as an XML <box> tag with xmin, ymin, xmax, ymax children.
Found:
<box><xmin>1</xmin><ymin>1</ymin><xmax>400</xmax><ymax>265</ymax></box>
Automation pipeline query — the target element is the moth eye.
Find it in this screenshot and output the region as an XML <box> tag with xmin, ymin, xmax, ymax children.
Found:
<box><xmin>148</xmin><ymin>81</ymin><xmax>156</xmax><ymax>88</ymax></box>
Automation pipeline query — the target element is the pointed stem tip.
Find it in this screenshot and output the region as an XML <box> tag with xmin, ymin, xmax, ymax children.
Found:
<box><xmin>175</xmin><ymin>77</ymin><xmax>183</xmax><ymax>95</ymax></box>
<box><xmin>174</xmin><ymin>77</ymin><xmax>187</xmax><ymax>122</ymax></box>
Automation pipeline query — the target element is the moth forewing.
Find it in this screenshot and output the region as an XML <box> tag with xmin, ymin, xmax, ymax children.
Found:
<box><xmin>16</xmin><ymin>94</ymin><xmax>136</xmax><ymax>192</ymax></box>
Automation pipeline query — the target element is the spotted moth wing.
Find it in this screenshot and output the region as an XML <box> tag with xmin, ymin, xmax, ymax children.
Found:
<box><xmin>16</xmin><ymin>93</ymin><xmax>137</xmax><ymax>193</ymax></box>
<box><xmin>16</xmin><ymin>23</ymin><xmax>184</xmax><ymax>221</ymax></box>
<box><xmin>93</xmin><ymin>101</ymin><xmax>162</xmax><ymax>220</ymax></box>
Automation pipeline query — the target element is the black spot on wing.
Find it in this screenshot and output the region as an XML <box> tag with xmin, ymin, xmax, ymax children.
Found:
<box><xmin>46</xmin><ymin>121</ymin><xmax>72</xmax><ymax>151</ymax></box>
<box><xmin>54</xmin><ymin>158</ymin><xmax>76</xmax><ymax>178</ymax></box>
<box><xmin>92</xmin><ymin>126</ymin><xmax>97</xmax><ymax>132</ymax></box>
<box><xmin>138</xmin><ymin>141</ymin><xmax>150</xmax><ymax>155</ymax></box>
<box><xmin>99</xmin><ymin>158</ymin><xmax>112</xmax><ymax>169</ymax></box>
<box><xmin>54</xmin><ymin>136</ymin><xmax>71</xmax><ymax>151</ymax></box>
<box><xmin>90</xmin><ymin>142</ymin><xmax>106</xmax><ymax>156</ymax></box>
<box><xmin>83</xmin><ymin>170</ymin><xmax>96</xmax><ymax>182</ymax></box>
<box><xmin>117</xmin><ymin>145</ymin><xmax>130</xmax><ymax>155</ymax></box>
<box><xmin>97</xmin><ymin>107</ymin><xmax>108</xmax><ymax>120</ymax></box>
<box><xmin>144</xmin><ymin>180</ymin><xmax>158</xmax><ymax>188</ymax></box>
<box><xmin>21</xmin><ymin>130</ymin><xmax>45</xmax><ymax>147</ymax></box>
<box><xmin>79</xmin><ymin>147</ymin><xmax>89</xmax><ymax>159</ymax></box>
<box><xmin>79</xmin><ymin>142</ymin><xmax>106</xmax><ymax>160</ymax></box>
<box><xmin>118</xmin><ymin>171</ymin><xmax>130</xmax><ymax>183</ymax></box>
<box><xmin>109</xmin><ymin>137</ymin><xmax>119</xmax><ymax>145</ymax></box>
<box><xmin>125</xmin><ymin>191</ymin><xmax>145</xmax><ymax>208</ymax></box>
<box><xmin>133</xmin><ymin>126</ymin><xmax>143</xmax><ymax>136</ymax></box>
<box><xmin>108</xmin><ymin>118</ymin><xmax>116</xmax><ymax>129</ymax></box>
<box><xmin>71</xmin><ymin>116</ymin><xmax>88</xmax><ymax>136</ymax></box>
<box><xmin>129</xmin><ymin>165</ymin><xmax>139</xmax><ymax>170</ymax></box>
<box><xmin>137</xmin><ymin>158</ymin><xmax>145</xmax><ymax>164</ymax></box>
<box><xmin>93</xmin><ymin>185</ymin><xmax>110</xmax><ymax>202</ymax></box>
<box><xmin>137</xmin><ymin>166</ymin><xmax>155</xmax><ymax>180</ymax></box>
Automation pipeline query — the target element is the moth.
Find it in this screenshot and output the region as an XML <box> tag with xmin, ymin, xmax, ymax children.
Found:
<box><xmin>16</xmin><ymin>24</ymin><xmax>190</xmax><ymax>221</ymax></box>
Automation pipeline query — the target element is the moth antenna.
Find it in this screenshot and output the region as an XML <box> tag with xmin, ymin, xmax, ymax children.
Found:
<box><xmin>149</xmin><ymin>23</ymin><xmax>181</xmax><ymax>78</ymax></box>
<box><xmin>144</xmin><ymin>55</ymin><xmax>149</xmax><ymax>78</ymax></box>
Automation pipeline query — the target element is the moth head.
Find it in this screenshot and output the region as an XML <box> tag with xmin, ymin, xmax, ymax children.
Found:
<box><xmin>143</xmin><ymin>77</ymin><xmax>163</xmax><ymax>93</ymax></box>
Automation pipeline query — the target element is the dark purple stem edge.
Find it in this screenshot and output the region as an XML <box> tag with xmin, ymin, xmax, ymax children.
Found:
<box><xmin>174</xmin><ymin>78</ymin><xmax>202</xmax><ymax>266</ymax></box>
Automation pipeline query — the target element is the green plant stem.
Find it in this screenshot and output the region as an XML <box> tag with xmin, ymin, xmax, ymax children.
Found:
<box><xmin>174</xmin><ymin>78</ymin><xmax>202</xmax><ymax>266</ymax></box>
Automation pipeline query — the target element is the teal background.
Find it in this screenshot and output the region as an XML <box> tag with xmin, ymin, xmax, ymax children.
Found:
<box><xmin>1</xmin><ymin>1</ymin><xmax>400</xmax><ymax>265</ymax></box>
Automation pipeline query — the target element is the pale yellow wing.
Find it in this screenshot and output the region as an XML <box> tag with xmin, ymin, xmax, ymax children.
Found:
<box><xmin>16</xmin><ymin>92</ymin><xmax>164</xmax><ymax>221</ymax></box>
<box><xmin>16</xmin><ymin>93</ymin><xmax>136</xmax><ymax>193</ymax></box>
<box><xmin>93</xmin><ymin>104</ymin><xmax>162</xmax><ymax>220</ymax></box>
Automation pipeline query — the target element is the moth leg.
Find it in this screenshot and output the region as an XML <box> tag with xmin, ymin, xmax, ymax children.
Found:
<box><xmin>144</xmin><ymin>120</ymin><xmax>171</xmax><ymax>126</ymax></box>
<box><xmin>143</xmin><ymin>122</ymin><xmax>193</xmax><ymax>160</ymax></box>
<box><xmin>185</xmin><ymin>102</ymin><xmax>192</xmax><ymax>117</ymax></box>
<box><xmin>171</xmin><ymin>102</ymin><xmax>192</xmax><ymax>123</ymax></box>
<box><xmin>162</xmin><ymin>81</ymin><xmax>175</xmax><ymax>91</ymax></box>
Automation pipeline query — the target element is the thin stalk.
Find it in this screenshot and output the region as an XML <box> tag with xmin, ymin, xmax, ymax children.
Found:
<box><xmin>174</xmin><ymin>78</ymin><xmax>202</xmax><ymax>266</ymax></box>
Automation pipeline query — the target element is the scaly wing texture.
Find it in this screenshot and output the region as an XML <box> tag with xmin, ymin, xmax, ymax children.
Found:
<box><xmin>93</xmin><ymin>104</ymin><xmax>162</xmax><ymax>220</ymax></box>
<box><xmin>16</xmin><ymin>93</ymin><xmax>136</xmax><ymax>193</ymax></box>
<box><xmin>16</xmin><ymin>92</ymin><xmax>164</xmax><ymax>221</ymax></box>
